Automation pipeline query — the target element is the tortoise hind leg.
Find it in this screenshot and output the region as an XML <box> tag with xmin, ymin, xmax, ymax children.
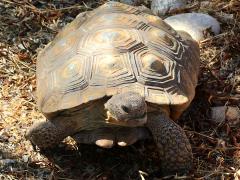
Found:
<box><xmin>146</xmin><ymin>111</ymin><xmax>192</xmax><ymax>176</ymax></box>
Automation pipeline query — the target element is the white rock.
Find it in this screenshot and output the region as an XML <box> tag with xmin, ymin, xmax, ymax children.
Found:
<box><xmin>22</xmin><ymin>155</ymin><xmax>29</xmax><ymax>163</ymax></box>
<box><xmin>151</xmin><ymin>0</ymin><xmax>187</xmax><ymax>16</ymax></box>
<box><xmin>164</xmin><ymin>13</ymin><xmax>220</xmax><ymax>41</ymax></box>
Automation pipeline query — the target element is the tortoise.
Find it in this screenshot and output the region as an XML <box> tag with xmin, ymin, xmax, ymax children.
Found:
<box><xmin>26</xmin><ymin>1</ymin><xmax>200</xmax><ymax>175</ymax></box>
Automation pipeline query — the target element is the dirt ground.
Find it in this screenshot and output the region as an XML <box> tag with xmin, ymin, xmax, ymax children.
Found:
<box><xmin>0</xmin><ymin>0</ymin><xmax>239</xmax><ymax>179</ymax></box>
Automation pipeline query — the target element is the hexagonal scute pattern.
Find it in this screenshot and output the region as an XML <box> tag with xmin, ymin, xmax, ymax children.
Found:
<box><xmin>37</xmin><ymin>1</ymin><xmax>199</xmax><ymax>113</ymax></box>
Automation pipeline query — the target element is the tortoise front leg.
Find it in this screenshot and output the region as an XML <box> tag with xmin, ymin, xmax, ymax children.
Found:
<box><xmin>146</xmin><ymin>111</ymin><xmax>192</xmax><ymax>176</ymax></box>
<box><xmin>26</xmin><ymin>117</ymin><xmax>78</xmax><ymax>149</ymax></box>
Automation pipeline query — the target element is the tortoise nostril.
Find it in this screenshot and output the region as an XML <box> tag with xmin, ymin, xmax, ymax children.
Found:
<box><xmin>121</xmin><ymin>105</ymin><xmax>130</xmax><ymax>113</ymax></box>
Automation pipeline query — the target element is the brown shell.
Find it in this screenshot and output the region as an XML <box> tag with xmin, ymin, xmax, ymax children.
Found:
<box><xmin>37</xmin><ymin>2</ymin><xmax>200</xmax><ymax>114</ymax></box>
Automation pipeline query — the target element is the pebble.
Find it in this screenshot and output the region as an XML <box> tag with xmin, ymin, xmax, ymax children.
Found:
<box><xmin>151</xmin><ymin>0</ymin><xmax>187</xmax><ymax>16</ymax></box>
<box><xmin>22</xmin><ymin>155</ymin><xmax>29</xmax><ymax>163</ymax></box>
<box><xmin>211</xmin><ymin>106</ymin><xmax>240</xmax><ymax>125</ymax></box>
<box><xmin>164</xmin><ymin>13</ymin><xmax>220</xmax><ymax>41</ymax></box>
<box><xmin>211</xmin><ymin>106</ymin><xmax>226</xmax><ymax>124</ymax></box>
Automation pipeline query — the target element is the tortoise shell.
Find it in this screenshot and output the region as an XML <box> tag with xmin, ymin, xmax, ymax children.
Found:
<box><xmin>37</xmin><ymin>2</ymin><xmax>199</xmax><ymax>114</ymax></box>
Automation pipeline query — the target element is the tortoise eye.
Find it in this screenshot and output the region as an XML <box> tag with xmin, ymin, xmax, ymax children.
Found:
<box><xmin>121</xmin><ymin>105</ymin><xmax>130</xmax><ymax>113</ymax></box>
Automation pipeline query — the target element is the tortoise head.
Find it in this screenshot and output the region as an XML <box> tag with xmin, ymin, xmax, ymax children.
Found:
<box><xmin>104</xmin><ymin>92</ymin><xmax>147</xmax><ymax>127</ymax></box>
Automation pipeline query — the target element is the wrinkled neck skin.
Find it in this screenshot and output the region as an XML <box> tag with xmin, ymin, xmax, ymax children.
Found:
<box><xmin>147</xmin><ymin>103</ymin><xmax>170</xmax><ymax>117</ymax></box>
<box><xmin>46</xmin><ymin>97</ymin><xmax>170</xmax><ymax>132</ymax></box>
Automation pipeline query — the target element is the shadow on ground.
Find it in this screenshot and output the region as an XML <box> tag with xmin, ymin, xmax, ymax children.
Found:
<box><xmin>38</xmin><ymin>140</ymin><xmax>164</xmax><ymax>180</ymax></box>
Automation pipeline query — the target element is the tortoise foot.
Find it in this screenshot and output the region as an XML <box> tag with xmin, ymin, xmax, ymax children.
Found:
<box><xmin>26</xmin><ymin>121</ymin><xmax>67</xmax><ymax>149</ymax></box>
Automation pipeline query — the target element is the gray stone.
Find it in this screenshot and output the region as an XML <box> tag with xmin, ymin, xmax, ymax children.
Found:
<box><xmin>210</xmin><ymin>106</ymin><xmax>240</xmax><ymax>125</ymax></box>
<box><xmin>164</xmin><ymin>13</ymin><xmax>220</xmax><ymax>41</ymax></box>
<box><xmin>151</xmin><ymin>0</ymin><xmax>187</xmax><ymax>16</ymax></box>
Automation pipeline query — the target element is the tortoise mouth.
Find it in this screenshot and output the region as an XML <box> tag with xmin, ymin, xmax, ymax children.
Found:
<box><xmin>105</xmin><ymin>111</ymin><xmax>147</xmax><ymax>127</ymax></box>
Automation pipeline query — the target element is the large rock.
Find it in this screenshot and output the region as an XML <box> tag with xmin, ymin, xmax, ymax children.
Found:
<box><xmin>164</xmin><ymin>13</ymin><xmax>220</xmax><ymax>41</ymax></box>
<box><xmin>151</xmin><ymin>0</ymin><xmax>187</xmax><ymax>16</ymax></box>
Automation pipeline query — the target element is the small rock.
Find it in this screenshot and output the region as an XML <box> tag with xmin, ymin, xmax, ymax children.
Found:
<box><xmin>211</xmin><ymin>106</ymin><xmax>240</xmax><ymax>125</ymax></box>
<box><xmin>164</xmin><ymin>13</ymin><xmax>220</xmax><ymax>41</ymax></box>
<box><xmin>151</xmin><ymin>0</ymin><xmax>187</xmax><ymax>16</ymax></box>
<box><xmin>17</xmin><ymin>43</ymin><xmax>25</xmax><ymax>50</ymax></box>
<box><xmin>226</xmin><ymin>106</ymin><xmax>240</xmax><ymax>126</ymax></box>
<box><xmin>22</xmin><ymin>155</ymin><xmax>29</xmax><ymax>163</ymax></box>
<box><xmin>211</xmin><ymin>106</ymin><xmax>226</xmax><ymax>124</ymax></box>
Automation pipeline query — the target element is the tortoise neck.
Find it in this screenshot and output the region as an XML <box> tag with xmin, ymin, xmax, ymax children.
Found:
<box><xmin>147</xmin><ymin>103</ymin><xmax>170</xmax><ymax>117</ymax></box>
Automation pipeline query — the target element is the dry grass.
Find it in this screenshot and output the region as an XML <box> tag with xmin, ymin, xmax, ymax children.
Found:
<box><xmin>0</xmin><ymin>0</ymin><xmax>239</xmax><ymax>179</ymax></box>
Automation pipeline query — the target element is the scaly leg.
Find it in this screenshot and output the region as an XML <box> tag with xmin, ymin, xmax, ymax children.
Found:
<box><xmin>26</xmin><ymin>118</ymin><xmax>78</xmax><ymax>149</ymax></box>
<box><xmin>146</xmin><ymin>111</ymin><xmax>192</xmax><ymax>176</ymax></box>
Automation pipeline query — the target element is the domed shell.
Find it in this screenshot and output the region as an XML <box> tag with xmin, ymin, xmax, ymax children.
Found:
<box><xmin>37</xmin><ymin>2</ymin><xmax>199</xmax><ymax>114</ymax></box>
